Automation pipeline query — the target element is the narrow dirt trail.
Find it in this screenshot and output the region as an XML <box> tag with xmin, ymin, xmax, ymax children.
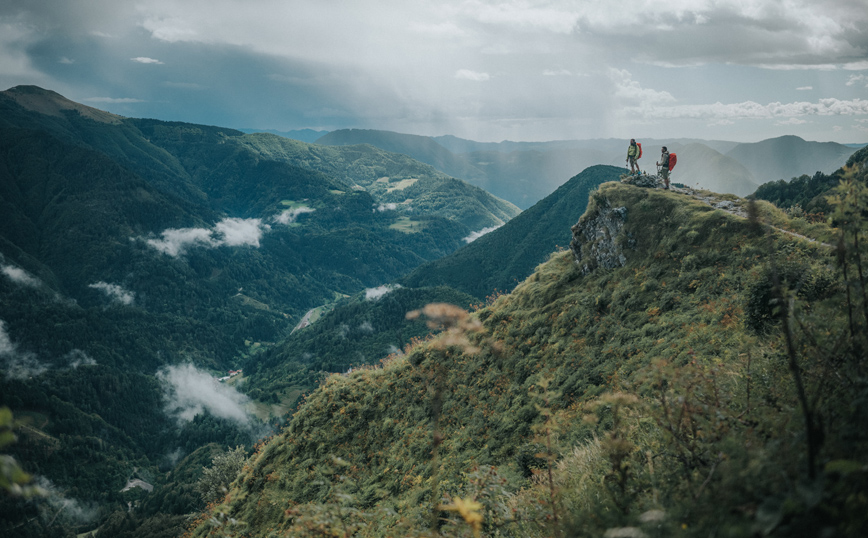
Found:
<box><xmin>668</xmin><ymin>184</ymin><xmax>835</xmax><ymax>249</ymax></box>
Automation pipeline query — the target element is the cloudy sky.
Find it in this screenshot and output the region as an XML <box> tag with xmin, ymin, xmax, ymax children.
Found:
<box><xmin>1</xmin><ymin>0</ymin><xmax>867</xmax><ymax>143</ymax></box>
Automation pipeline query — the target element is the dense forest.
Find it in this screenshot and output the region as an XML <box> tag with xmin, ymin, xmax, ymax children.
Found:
<box><xmin>0</xmin><ymin>86</ymin><xmax>519</xmax><ymax>537</ymax></box>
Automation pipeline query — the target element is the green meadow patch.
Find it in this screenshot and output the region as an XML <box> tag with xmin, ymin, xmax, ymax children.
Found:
<box><xmin>389</xmin><ymin>216</ymin><xmax>426</xmax><ymax>234</ymax></box>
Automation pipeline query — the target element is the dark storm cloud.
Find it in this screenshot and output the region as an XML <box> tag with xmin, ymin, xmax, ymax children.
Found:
<box><xmin>1</xmin><ymin>1</ymin><xmax>867</xmax><ymax>142</ymax></box>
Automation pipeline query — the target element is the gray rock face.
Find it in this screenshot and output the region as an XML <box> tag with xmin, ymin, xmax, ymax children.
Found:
<box><xmin>620</xmin><ymin>173</ymin><xmax>660</xmax><ymax>189</ymax></box>
<box><xmin>570</xmin><ymin>197</ymin><xmax>634</xmax><ymax>275</ymax></box>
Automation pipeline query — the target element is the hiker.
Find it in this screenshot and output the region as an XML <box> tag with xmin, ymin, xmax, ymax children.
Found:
<box><xmin>626</xmin><ymin>139</ymin><xmax>641</xmax><ymax>174</ymax></box>
<box><xmin>657</xmin><ymin>146</ymin><xmax>670</xmax><ymax>190</ymax></box>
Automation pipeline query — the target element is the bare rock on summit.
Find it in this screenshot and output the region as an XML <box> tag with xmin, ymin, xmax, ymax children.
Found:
<box><xmin>570</xmin><ymin>196</ymin><xmax>635</xmax><ymax>275</ymax></box>
<box><xmin>620</xmin><ymin>173</ymin><xmax>659</xmax><ymax>189</ymax></box>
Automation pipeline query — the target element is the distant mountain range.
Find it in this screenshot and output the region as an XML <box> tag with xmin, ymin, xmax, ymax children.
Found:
<box><xmin>316</xmin><ymin>129</ymin><xmax>860</xmax><ymax>207</ymax></box>
<box><xmin>238</xmin><ymin>128</ymin><xmax>329</xmax><ymax>143</ymax></box>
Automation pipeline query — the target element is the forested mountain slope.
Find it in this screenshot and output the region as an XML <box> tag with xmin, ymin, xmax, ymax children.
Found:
<box><xmin>190</xmin><ymin>165</ymin><xmax>868</xmax><ymax>537</ymax></box>
<box><xmin>752</xmin><ymin>145</ymin><xmax>868</xmax><ymax>215</ymax></box>
<box><xmin>315</xmin><ymin>128</ymin><xmax>487</xmax><ymax>187</ymax></box>
<box><xmin>0</xmin><ymin>85</ymin><xmax>519</xmax><ymax>537</ymax></box>
<box><xmin>400</xmin><ymin>165</ymin><xmax>622</xmax><ymax>298</ymax></box>
<box><xmin>234</xmin><ymin>165</ymin><xmax>620</xmax><ymax>406</ymax></box>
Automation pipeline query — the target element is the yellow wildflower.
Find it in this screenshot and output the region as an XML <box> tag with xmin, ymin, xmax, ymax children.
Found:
<box><xmin>442</xmin><ymin>496</ymin><xmax>484</xmax><ymax>536</ymax></box>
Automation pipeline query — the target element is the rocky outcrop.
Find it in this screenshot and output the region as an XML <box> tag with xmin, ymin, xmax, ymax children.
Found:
<box><xmin>570</xmin><ymin>196</ymin><xmax>635</xmax><ymax>275</ymax></box>
<box><xmin>619</xmin><ymin>172</ymin><xmax>660</xmax><ymax>189</ymax></box>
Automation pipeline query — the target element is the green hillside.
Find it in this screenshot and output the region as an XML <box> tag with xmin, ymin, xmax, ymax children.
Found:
<box><xmin>189</xmin><ymin>169</ymin><xmax>868</xmax><ymax>537</ymax></box>
<box><xmin>752</xmin><ymin>145</ymin><xmax>868</xmax><ymax>215</ymax></box>
<box><xmin>401</xmin><ymin>165</ymin><xmax>622</xmax><ymax>299</ymax></box>
<box><xmin>0</xmin><ymin>86</ymin><xmax>521</xmax><ymax>537</ymax></box>
<box><xmin>316</xmin><ymin>128</ymin><xmax>487</xmax><ymax>187</ymax></box>
<box><xmin>216</xmin><ymin>166</ymin><xmax>618</xmax><ymax>434</ymax></box>
<box><xmin>230</xmin><ymin>132</ymin><xmax>520</xmax><ymax>230</ymax></box>
<box><xmin>1</xmin><ymin>86</ymin><xmax>519</xmax><ymax>230</ymax></box>
<box><xmin>242</xmin><ymin>285</ymin><xmax>480</xmax><ymax>401</ymax></box>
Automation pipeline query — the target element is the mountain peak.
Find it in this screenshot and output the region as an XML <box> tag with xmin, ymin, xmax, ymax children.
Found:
<box><xmin>3</xmin><ymin>84</ymin><xmax>124</xmax><ymax>124</ymax></box>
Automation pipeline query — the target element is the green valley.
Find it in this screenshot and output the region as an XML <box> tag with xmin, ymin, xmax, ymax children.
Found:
<box><xmin>0</xmin><ymin>86</ymin><xmax>518</xmax><ymax>538</ymax></box>
<box><xmin>2</xmin><ymin>84</ymin><xmax>866</xmax><ymax>538</ymax></box>
<box><xmin>187</xmin><ymin>149</ymin><xmax>868</xmax><ymax>537</ymax></box>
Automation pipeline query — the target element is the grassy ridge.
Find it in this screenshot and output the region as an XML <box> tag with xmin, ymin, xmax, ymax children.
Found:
<box><xmin>191</xmin><ymin>179</ymin><xmax>868</xmax><ymax>537</ymax></box>
<box><xmin>243</xmin><ymin>285</ymin><xmax>480</xmax><ymax>401</ymax></box>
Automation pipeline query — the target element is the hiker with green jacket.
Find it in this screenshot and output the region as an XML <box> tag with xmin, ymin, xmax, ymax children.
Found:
<box><xmin>657</xmin><ymin>147</ymin><xmax>671</xmax><ymax>190</ymax></box>
<box><xmin>626</xmin><ymin>139</ymin><xmax>641</xmax><ymax>174</ymax></box>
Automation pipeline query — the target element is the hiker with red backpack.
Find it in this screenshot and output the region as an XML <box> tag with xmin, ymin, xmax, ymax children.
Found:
<box><xmin>626</xmin><ymin>139</ymin><xmax>641</xmax><ymax>174</ymax></box>
<box><xmin>657</xmin><ymin>146</ymin><xmax>674</xmax><ymax>190</ymax></box>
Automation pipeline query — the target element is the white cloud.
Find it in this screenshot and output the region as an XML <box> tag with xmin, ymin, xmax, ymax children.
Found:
<box><xmin>142</xmin><ymin>217</ymin><xmax>267</xmax><ymax>257</ymax></box>
<box><xmin>757</xmin><ymin>63</ymin><xmax>839</xmax><ymax>71</ymax></box>
<box><xmin>796</xmin><ymin>86</ymin><xmax>813</xmax><ymax>91</ymax></box>
<box><xmin>365</xmin><ymin>284</ymin><xmax>401</xmax><ymax>301</ymax></box>
<box><xmin>0</xmin><ymin>320</ymin><xmax>96</xmax><ymax>379</ymax></box>
<box><xmin>608</xmin><ymin>69</ymin><xmax>676</xmax><ymax>107</ymax></box>
<box><xmin>358</xmin><ymin>321</ymin><xmax>374</xmax><ymax>333</ymax></box>
<box><xmin>5</xmin><ymin>0</ymin><xmax>868</xmax><ymax>142</ymax></box>
<box><xmin>214</xmin><ymin>217</ymin><xmax>268</xmax><ymax>247</ymax></box>
<box><xmin>463</xmin><ymin>225</ymin><xmax>502</xmax><ymax>243</ymax></box>
<box><xmin>376</xmin><ymin>203</ymin><xmax>397</xmax><ymax>212</ymax></box>
<box><xmin>0</xmin><ymin>320</ymin><xmax>18</xmax><ymax>356</ymax></box>
<box><xmin>847</xmin><ymin>74</ymin><xmax>867</xmax><ymax>87</ymax></box>
<box><xmin>64</xmin><ymin>349</ymin><xmax>97</xmax><ymax>369</ymax></box>
<box><xmin>34</xmin><ymin>477</ymin><xmax>99</xmax><ymax>525</ymax></box>
<box><xmin>1</xmin><ymin>264</ymin><xmax>41</xmax><ymax>287</ymax></box>
<box><xmin>131</xmin><ymin>56</ymin><xmax>164</xmax><ymax>64</ymax></box>
<box><xmin>273</xmin><ymin>206</ymin><xmax>315</xmax><ymax>224</ymax></box>
<box><xmin>464</xmin><ymin>1</ymin><xmax>580</xmax><ymax>34</ymax></box>
<box><xmin>640</xmin><ymin>98</ymin><xmax>868</xmax><ymax>121</ymax></box>
<box><xmin>156</xmin><ymin>364</ymin><xmax>252</xmax><ymax>427</ymax></box>
<box><xmin>455</xmin><ymin>69</ymin><xmax>490</xmax><ymax>82</ymax></box>
<box><xmin>775</xmin><ymin>117</ymin><xmax>808</xmax><ymax>126</ymax></box>
<box><xmin>88</xmin><ymin>281</ymin><xmax>135</xmax><ymax>305</ymax></box>
<box><xmin>145</xmin><ymin>226</ymin><xmax>216</xmax><ymax>256</ymax></box>
<box><xmin>0</xmin><ymin>320</ymin><xmax>47</xmax><ymax>380</ymax></box>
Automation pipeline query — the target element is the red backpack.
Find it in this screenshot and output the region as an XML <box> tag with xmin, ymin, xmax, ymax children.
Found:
<box><xmin>668</xmin><ymin>152</ymin><xmax>677</xmax><ymax>171</ymax></box>
<box><xmin>637</xmin><ymin>142</ymin><xmax>642</xmax><ymax>159</ymax></box>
